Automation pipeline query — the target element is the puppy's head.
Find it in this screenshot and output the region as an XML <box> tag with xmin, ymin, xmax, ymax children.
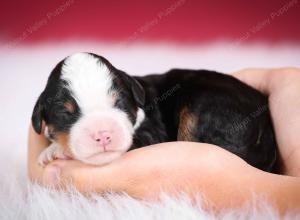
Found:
<box><xmin>32</xmin><ymin>52</ymin><xmax>145</xmax><ymax>165</ymax></box>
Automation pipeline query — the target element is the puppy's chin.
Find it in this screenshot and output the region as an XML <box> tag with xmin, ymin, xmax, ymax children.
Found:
<box><xmin>75</xmin><ymin>151</ymin><xmax>124</xmax><ymax>165</ymax></box>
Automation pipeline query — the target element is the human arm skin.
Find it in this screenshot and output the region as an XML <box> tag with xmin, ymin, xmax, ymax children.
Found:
<box><xmin>28</xmin><ymin>67</ymin><xmax>300</xmax><ymax>214</ymax></box>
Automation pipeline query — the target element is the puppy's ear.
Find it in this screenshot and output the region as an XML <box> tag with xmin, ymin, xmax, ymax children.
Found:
<box><xmin>130</xmin><ymin>77</ymin><xmax>145</xmax><ymax>107</ymax></box>
<box><xmin>31</xmin><ymin>94</ymin><xmax>44</xmax><ymax>134</ymax></box>
<box><xmin>118</xmin><ymin>71</ymin><xmax>145</xmax><ymax>107</ymax></box>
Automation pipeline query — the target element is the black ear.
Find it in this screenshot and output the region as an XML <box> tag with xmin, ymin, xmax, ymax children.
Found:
<box><xmin>31</xmin><ymin>95</ymin><xmax>44</xmax><ymax>134</ymax></box>
<box><xmin>130</xmin><ymin>77</ymin><xmax>145</xmax><ymax>107</ymax></box>
<box><xmin>118</xmin><ymin>70</ymin><xmax>145</xmax><ymax>107</ymax></box>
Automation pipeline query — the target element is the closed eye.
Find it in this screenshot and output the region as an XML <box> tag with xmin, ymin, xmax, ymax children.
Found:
<box><xmin>57</xmin><ymin>109</ymin><xmax>73</xmax><ymax>119</ymax></box>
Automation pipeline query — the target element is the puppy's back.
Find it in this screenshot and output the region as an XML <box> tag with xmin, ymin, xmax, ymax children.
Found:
<box><xmin>136</xmin><ymin>69</ymin><xmax>277</xmax><ymax>172</ymax></box>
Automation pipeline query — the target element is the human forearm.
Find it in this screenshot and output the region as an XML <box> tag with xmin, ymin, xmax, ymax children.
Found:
<box><xmin>258</xmin><ymin>173</ymin><xmax>300</xmax><ymax>214</ymax></box>
<box><xmin>91</xmin><ymin>146</ymin><xmax>300</xmax><ymax>215</ymax></box>
<box><xmin>51</xmin><ymin>142</ymin><xmax>299</xmax><ymax>215</ymax></box>
<box><xmin>186</xmin><ymin>164</ymin><xmax>300</xmax><ymax>214</ymax></box>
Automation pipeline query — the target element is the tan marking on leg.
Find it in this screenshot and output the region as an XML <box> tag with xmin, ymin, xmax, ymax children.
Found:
<box><xmin>177</xmin><ymin>107</ymin><xmax>198</xmax><ymax>141</ymax></box>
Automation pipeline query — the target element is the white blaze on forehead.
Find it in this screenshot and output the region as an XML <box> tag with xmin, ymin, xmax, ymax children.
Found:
<box><xmin>61</xmin><ymin>53</ymin><xmax>114</xmax><ymax>113</ymax></box>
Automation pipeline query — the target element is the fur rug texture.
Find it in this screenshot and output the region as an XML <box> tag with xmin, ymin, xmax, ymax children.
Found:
<box><xmin>0</xmin><ymin>42</ymin><xmax>300</xmax><ymax>219</ymax></box>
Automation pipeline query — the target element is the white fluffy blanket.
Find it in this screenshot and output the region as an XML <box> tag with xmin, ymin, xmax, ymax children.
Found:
<box><xmin>0</xmin><ymin>43</ymin><xmax>299</xmax><ymax>219</ymax></box>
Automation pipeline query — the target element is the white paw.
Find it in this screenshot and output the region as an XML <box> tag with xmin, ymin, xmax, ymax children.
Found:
<box><xmin>38</xmin><ymin>143</ymin><xmax>64</xmax><ymax>167</ymax></box>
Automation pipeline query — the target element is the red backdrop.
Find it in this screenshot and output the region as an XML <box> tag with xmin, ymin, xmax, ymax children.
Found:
<box><xmin>1</xmin><ymin>0</ymin><xmax>300</xmax><ymax>44</ymax></box>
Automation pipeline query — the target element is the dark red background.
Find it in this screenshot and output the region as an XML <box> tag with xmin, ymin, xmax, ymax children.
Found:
<box><xmin>1</xmin><ymin>0</ymin><xmax>300</xmax><ymax>44</ymax></box>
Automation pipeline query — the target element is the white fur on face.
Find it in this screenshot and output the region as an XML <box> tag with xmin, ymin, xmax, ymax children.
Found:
<box><xmin>60</xmin><ymin>52</ymin><xmax>145</xmax><ymax>165</ymax></box>
<box><xmin>44</xmin><ymin>126</ymin><xmax>50</xmax><ymax>139</ymax></box>
<box><xmin>62</xmin><ymin>53</ymin><xmax>114</xmax><ymax>113</ymax></box>
<box><xmin>134</xmin><ymin>107</ymin><xmax>145</xmax><ymax>130</ymax></box>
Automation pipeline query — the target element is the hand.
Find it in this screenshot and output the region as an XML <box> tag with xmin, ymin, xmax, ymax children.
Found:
<box><xmin>28</xmin><ymin>67</ymin><xmax>300</xmax><ymax>213</ymax></box>
<box><xmin>233</xmin><ymin>67</ymin><xmax>300</xmax><ymax>176</ymax></box>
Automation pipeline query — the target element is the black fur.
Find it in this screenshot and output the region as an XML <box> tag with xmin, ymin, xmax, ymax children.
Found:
<box><xmin>31</xmin><ymin>61</ymin><xmax>81</xmax><ymax>138</ymax></box>
<box><xmin>133</xmin><ymin>70</ymin><xmax>277</xmax><ymax>172</ymax></box>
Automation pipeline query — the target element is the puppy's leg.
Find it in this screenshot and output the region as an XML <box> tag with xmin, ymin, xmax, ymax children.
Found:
<box><xmin>177</xmin><ymin>107</ymin><xmax>198</xmax><ymax>141</ymax></box>
<box><xmin>38</xmin><ymin>143</ymin><xmax>65</xmax><ymax>167</ymax></box>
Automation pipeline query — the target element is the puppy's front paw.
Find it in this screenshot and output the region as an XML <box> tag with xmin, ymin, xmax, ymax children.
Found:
<box><xmin>38</xmin><ymin>143</ymin><xmax>64</xmax><ymax>167</ymax></box>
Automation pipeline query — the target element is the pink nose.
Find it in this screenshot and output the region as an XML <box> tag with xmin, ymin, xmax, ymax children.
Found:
<box><xmin>92</xmin><ymin>131</ymin><xmax>112</xmax><ymax>146</ymax></box>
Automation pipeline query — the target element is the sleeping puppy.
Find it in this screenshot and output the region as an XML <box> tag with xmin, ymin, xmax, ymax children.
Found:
<box><xmin>32</xmin><ymin>52</ymin><xmax>277</xmax><ymax>172</ymax></box>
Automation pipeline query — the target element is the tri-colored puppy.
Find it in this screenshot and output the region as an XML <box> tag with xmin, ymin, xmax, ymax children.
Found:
<box><xmin>32</xmin><ymin>52</ymin><xmax>277</xmax><ymax>172</ymax></box>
